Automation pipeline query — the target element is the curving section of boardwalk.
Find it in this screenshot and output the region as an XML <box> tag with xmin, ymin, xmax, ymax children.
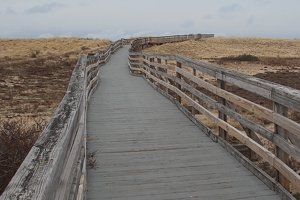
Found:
<box><xmin>86</xmin><ymin>46</ymin><xmax>281</xmax><ymax>199</ymax></box>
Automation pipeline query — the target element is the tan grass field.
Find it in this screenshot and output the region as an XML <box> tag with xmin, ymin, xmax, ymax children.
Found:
<box><xmin>0</xmin><ymin>37</ymin><xmax>111</xmax><ymax>60</ymax></box>
<box><xmin>145</xmin><ymin>37</ymin><xmax>300</xmax><ymax>58</ymax></box>
<box><xmin>145</xmin><ymin>37</ymin><xmax>300</xmax><ymax>76</ymax></box>
<box><xmin>0</xmin><ymin>38</ymin><xmax>112</xmax><ymax>121</ymax></box>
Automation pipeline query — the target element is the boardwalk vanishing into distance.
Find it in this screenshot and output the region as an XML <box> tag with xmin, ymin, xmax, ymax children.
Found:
<box><xmin>2</xmin><ymin>35</ymin><xmax>298</xmax><ymax>200</ymax></box>
<box><xmin>86</xmin><ymin>46</ymin><xmax>281</xmax><ymax>199</ymax></box>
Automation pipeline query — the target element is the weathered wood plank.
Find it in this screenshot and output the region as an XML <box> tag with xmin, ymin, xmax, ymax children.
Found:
<box><xmin>55</xmin><ymin>123</ymin><xmax>85</xmax><ymax>199</ymax></box>
<box><xmin>217</xmin><ymin>79</ymin><xmax>228</xmax><ymax>139</ymax></box>
<box><xmin>175</xmin><ymin>66</ymin><xmax>273</xmax><ymax>120</ymax></box>
<box><xmin>175</xmin><ymin>54</ymin><xmax>300</xmax><ymax>112</ymax></box>
<box><xmin>274</xmin><ymin>102</ymin><xmax>290</xmax><ymax>190</ymax></box>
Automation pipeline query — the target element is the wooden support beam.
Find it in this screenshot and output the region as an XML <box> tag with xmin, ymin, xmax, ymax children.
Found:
<box><xmin>142</xmin><ymin>55</ymin><xmax>146</xmax><ymax>77</ymax></box>
<box><xmin>226</xmin><ymin>101</ymin><xmax>262</xmax><ymax>159</ymax></box>
<box><xmin>274</xmin><ymin>102</ymin><xmax>290</xmax><ymax>191</ymax></box>
<box><xmin>192</xmin><ymin>68</ymin><xmax>199</xmax><ymax>115</ymax></box>
<box><xmin>149</xmin><ymin>58</ymin><xmax>155</xmax><ymax>84</ymax></box>
<box><xmin>176</xmin><ymin>61</ymin><xmax>182</xmax><ymax>103</ymax></box>
<box><xmin>217</xmin><ymin>79</ymin><xmax>227</xmax><ymax>140</ymax></box>
<box><xmin>165</xmin><ymin>60</ymin><xmax>169</xmax><ymax>94</ymax></box>
<box><xmin>156</xmin><ymin>58</ymin><xmax>163</xmax><ymax>90</ymax></box>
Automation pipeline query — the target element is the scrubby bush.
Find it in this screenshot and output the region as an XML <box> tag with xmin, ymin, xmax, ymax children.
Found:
<box><xmin>220</xmin><ymin>54</ymin><xmax>259</xmax><ymax>62</ymax></box>
<box><xmin>0</xmin><ymin>118</ymin><xmax>46</xmax><ymax>194</ymax></box>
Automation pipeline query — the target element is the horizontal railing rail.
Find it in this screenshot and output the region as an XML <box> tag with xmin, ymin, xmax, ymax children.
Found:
<box><xmin>128</xmin><ymin>39</ymin><xmax>300</xmax><ymax>199</ymax></box>
<box><xmin>0</xmin><ymin>39</ymin><xmax>123</xmax><ymax>200</ymax></box>
<box><xmin>129</xmin><ymin>34</ymin><xmax>214</xmax><ymax>52</ymax></box>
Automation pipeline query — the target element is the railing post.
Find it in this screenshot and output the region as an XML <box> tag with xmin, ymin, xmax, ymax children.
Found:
<box><xmin>217</xmin><ymin>79</ymin><xmax>227</xmax><ymax>140</ymax></box>
<box><xmin>165</xmin><ymin>60</ymin><xmax>169</xmax><ymax>94</ymax></box>
<box><xmin>192</xmin><ymin>68</ymin><xmax>199</xmax><ymax>115</ymax></box>
<box><xmin>157</xmin><ymin>58</ymin><xmax>162</xmax><ymax>90</ymax></box>
<box><xmin>176</xmin><ymin>61</ymin><xmax>182</xmax><ymax>103</ymax></box>
<box><xmin>149</xmin><ymin>57</ymin><xmax>155</xmax><ymax>84</ymax></box>
<box><xmin>273</xmin><ymin>102</ymin><xmax>290</xmax><ymax>191</ymax></box>
<box><xmin>138</xmin><ymin>54</ymin><xmax>143</xmax><ymax>76</ymax></box>
<box><xmin>249</xmin><ymin>129</ymin><xmax>259</xmax><ymax>160</ymax></box>
<box><xmin>144</xmin><ymin>56</ymin><xmax>149</xmax><ymax>79</ymax></box>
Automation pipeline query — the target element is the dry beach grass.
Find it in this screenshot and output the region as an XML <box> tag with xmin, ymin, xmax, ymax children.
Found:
<box><xmin>0</xmin><ymin>38</ymin><xmax>111</xmax><ymax>120</ymax></box>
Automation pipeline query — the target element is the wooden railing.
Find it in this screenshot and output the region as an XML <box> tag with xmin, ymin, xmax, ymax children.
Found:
<box><xmin>129</xmin><ymin>34</ymin><xmax>214</xmax><ymax>52</ymax></box>
<box><xmin>128</xmin><ymin>38</ymin><xmax>300</xmax><ymax>199</ymax></box>
<box><xmin>0</xmin><ymin>40</ymin><xmax>123</xmax><ymax>200</ymax></box>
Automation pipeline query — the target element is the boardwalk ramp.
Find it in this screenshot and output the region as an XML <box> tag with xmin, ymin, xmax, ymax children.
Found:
<box><xmin>86</xmin><ymin>46</ymin><xmax>281</xmax><ymax>199</ymax></box>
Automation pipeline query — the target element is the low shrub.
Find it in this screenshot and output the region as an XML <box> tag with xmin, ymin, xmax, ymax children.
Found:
<box><xmin>0</xmin><ymin>118</ymin><xmax>46</xmax><ymax>194</ymax></box>
<box><xmin>220</xmin><ymin>54</ymin><xmax>259</xmax><ymax>62</ymax></box>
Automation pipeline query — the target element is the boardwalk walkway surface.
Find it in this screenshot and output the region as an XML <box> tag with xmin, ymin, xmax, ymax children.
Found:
<box><xmin>86</xmin><ymin>46</ymin><xmax>281</xmax><ymax>200</ymax></box>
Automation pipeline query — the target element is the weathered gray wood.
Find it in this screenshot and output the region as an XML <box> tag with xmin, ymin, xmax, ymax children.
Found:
<box><xmin>142</xmin><ymin>52</ymin><xmax>177</xmax><ymax>61</ymax></box>
<box><xmin>175</xmin><ymin>54</ymin><xmax>300</xmax><ymax>113</ymax></box>
<box><xmin>217</xmin><ymin>79</ymin><xmax>228</xmax><ymax>139</ymax></box>
<box><xmin>144</xmin><ymin>69</ymin><xmax>300</xmax><ymax>190</ymax></box>
<box><xmin>55</xmin><ymin>123</ymin><xmax>85</xmax><ymax>200</ymax></box>
<box><xmin>218</xmin><ymin>137</ymin><xmax>296</xmax><ymax>200</ymax></box>
<box><xmin>274</xmin><ymin>102</ymin><xmax>290</xmax><ymax>190</ymax></box>
<box><xmin>152</xmin><ymin>83</ymin><xmax>294</xmax><ymax>200</ymax></box>
<box><xmin>150</xmin><ymin>64</ymin><xmax>300</xmax><ymax>162</ymax></box>
<box><xmin>143</xmin><ymin>58</ymin><xmax>175</xmax><ymax>70</ymax></box>
<box><xmin>186</xmin><ymin>79</ymin><xmax>300</xmax><ymax>162</ymax></box>
<box><xmin>129</xmin><ymin>34</ymin><xmax>211</xmax><ymax>52</ymax></box>
<box><xmin>191</xmin><ymin>68</ymin><xmax>199</xmax><ymax>115</ymax></box>
<box><xmin>86</xmin><ymin>46</ymin><xmax>282</xmax><ymax>200</ymax></box>
<box><xmin>288</xmin><ymin>132</ymin><xmax>300</xmax><ymax>149</ymax></box>
<box><xmin>176</xmin><ymin>61</ymin><xmax>182</xmax><ymax>103</ymax></box>
<box><xmin>226</xmin><ymin>101</ymin><xmax>261</xmax><ymax>159</ymax></box>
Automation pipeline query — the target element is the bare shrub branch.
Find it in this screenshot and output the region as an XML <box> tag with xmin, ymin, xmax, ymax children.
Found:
<box><xmin>0</xmin><ymin>118</ymin><xmax>46</xmax><ymax>194</ymax></box>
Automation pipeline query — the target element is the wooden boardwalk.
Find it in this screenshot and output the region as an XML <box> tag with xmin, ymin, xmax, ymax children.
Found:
<box><xmin>86</xmin><ymin>46</ymin><xmax>281</xmax><ymax>199</ymax></box>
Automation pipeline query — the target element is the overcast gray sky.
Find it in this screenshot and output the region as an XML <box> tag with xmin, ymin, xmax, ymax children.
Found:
<box><xmin>0</xmin><ymin>0</ymin><xmax>299</xmax><ymax>40</ymax></box>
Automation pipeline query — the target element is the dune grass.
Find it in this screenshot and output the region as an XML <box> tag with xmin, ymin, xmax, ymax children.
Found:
<box><xmin>144</xmin><ymin>36</ymin><xmax>300</xmax><ymax>59</ymax></box>
<box><xmin>0</xmin><ymin>37</ymin><xmax>112</xmax><ymax>60</ymax></box>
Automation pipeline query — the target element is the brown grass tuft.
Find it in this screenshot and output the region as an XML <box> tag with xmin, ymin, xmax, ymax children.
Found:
<box><xmin>0</xmin><ymin>118</ymin><xmax>46</xmax><ymax>193</ymax></box>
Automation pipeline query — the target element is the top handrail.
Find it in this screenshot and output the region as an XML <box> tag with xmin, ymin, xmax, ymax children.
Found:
<box><xmin>129</xmin><ymin>34</ymin><xmax>214</xmax><ymax>52</ymax></box>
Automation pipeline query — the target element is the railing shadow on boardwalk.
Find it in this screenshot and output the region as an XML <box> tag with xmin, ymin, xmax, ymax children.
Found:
<box><xmin>1</xmin><ymin>33</ymin><xmax>299</xmax><ymax>199</ymax></box>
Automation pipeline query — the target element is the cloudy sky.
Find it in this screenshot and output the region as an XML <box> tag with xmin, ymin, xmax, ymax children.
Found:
<box><xmin>0</xmin><ymin>0</ymin><xmax>299</xmax><ymax>41</ymax></box>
